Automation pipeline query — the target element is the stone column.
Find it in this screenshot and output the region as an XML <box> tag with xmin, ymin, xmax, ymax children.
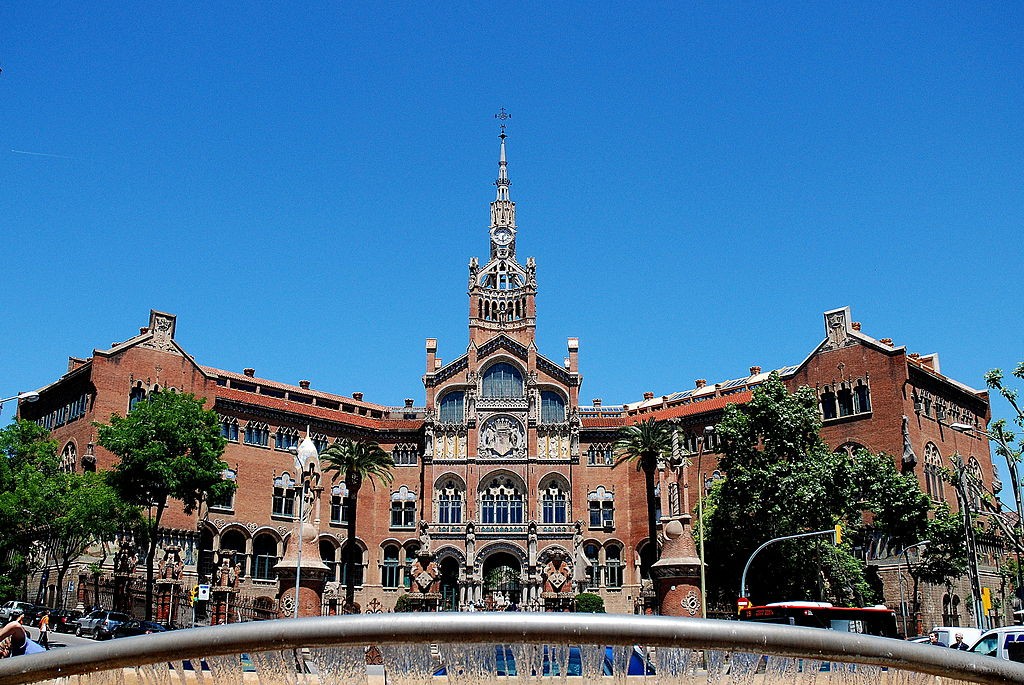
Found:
<box><xmin>650</xmin><ymin>515</ymin><xmax>704</xmax><ymax>617</ymax></box>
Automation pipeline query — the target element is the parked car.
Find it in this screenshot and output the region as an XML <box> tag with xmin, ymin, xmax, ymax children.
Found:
<box><xmin>931</xmin><ymin>626</ymin><xmax>982</xmax><ymax>649</ymax></box>
<box><xmin>112</xmin><ymin>620</ymin><xmax>168</xmax><ymax>639</ymax></box>
<box><xmin>76</xmin><ymin>610</ymin><xmax>131</xmax><ymax>640</ymax></box>
<box><xmin>969</xmin><ymin>626</ymin><xmax>1024</xmax><ymax>662</ymax></box>
<box><xmin>51</xmin><ymin>609</ymin><xmax>84</xmax><ymax>633</ymax></box>
<box><xmin>0</xmin><ymin>601</ymin><xmax>35</xmax><ymax>623</ymax></box>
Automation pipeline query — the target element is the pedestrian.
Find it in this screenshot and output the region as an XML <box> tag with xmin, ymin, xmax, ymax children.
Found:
<box><xmin>0</xmin><ymin>616</ymin><xmax>46</xmax><ymax>657</ymax></box>
<box><xmin>928</xmin><ymin>631</ymin><xmax>947</xmax><ymax>647</ymax></box>
<box><xmin>949</xmin><ymin>632</ymin><xmax>970</xmax><ymax>651</ymax></box>
<box><xmin>37</xmin><ymin>611</ymin><xmax>49</xmax><ymax>649</ymax></box>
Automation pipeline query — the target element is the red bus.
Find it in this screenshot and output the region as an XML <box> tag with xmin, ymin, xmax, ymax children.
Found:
<box><xmin>740</xmin><ymin>602</ymin><xmax>899</xmax><ymax>638</ymax></box>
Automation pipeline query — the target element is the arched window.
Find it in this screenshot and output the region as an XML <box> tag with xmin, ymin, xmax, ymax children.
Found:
<box><xmin>540</xmin><ymin>391</ymin><xmax>566</xmax><ymax>424</ymax></box>
<box><xmin>482</xmin><ymin>363</ymin><xmax>524</xmax><ymax>399</ymax></box>
<box><xmin>245</xmin><ymin>422</ymin><xmax>270</xmax><ymax>447</ymax></box>
<box><xmin>968</xmin><ymin>457</ymin><xmax>984</xmax><ymax>511</ymax></box>
<box><xmin>439</xmin><ymin>392</ymin><xmax>465</xmax><ymax>424</ymax></box>
<box><xmin>588</xmin><ymin>487</ymin><xmax>614</xmax><ymax>529</ymax></box>
<box><xmin>480</xmin><ymin>476</ymin><xmax>524</xmax><ymax>524</ymax></box>
<box><xmin>924</xmin><ymin>443</ymin><xmax>944</xmax><ymax>503</ymax></box>
<box><xmin>273</xmin><ymin>473</ymin><xmax>297</xmax><ymax>518</ymax></box>
<box><xmin>382</xmin><ymin>545</ymin><xmax>401</xmax><ymax>589</ymax></box>
<box><xmin>541</xmin><ymin>478</ymin><xmax>568</xmax><ymax>524</ymax></box>
<box><xmin>60</xmin><ymin>442</ymin><xmax>77</xmax><ymax>473</ymax></box>
<box><xmin>854</xmin><ymin>382</ymin><xmax>871</xmax><ymax>413</ymax></box>
<box><xmin>340</xmin><ymin>542</ymin><xmax>364</xmax><ymax>588</ymax></box>
<box><xmin>220</xmin><ymin>417</ymin><xmax>239</xmax><ymax>442</ymax></box>
<box><xmin>252</xmin><ymin>534</ymin><xmax>278</xmax><ymax>581</ymax></box>
<box><xmin>128</xmin><ymin>384</ymin><xmax>147</xmax><ymax>412</ymax></box>
<box><xmin>605</xmin><ymin>544</ymin><xmax>623</xmax><ymax>588</ymax></box>
<box><xmin>584</xmin><ymin>543</ymin><xmax>600</xmax><ymax>590</ymax></box>
<box><xmin>393</xmin><ymin>443</ymin><xmax>418</xmax><ymax>466</ymax></box>
<box><xmin>821</xmin><ymin>389</ymin><xmax>837</xmax><ymax>420</ymax></box>
<box><xmin>330</xmin><ymin>484</ymin><xmax>349</xmax><ymax>525</ymax></box>
<box><xmin>587</xmin><ymin>443</ymin><xmax>613</xmax><ymax>466</ymax></box>
<box><xmin>437</xmin><ymin>479</ymin><xmax>464</xmax><ymax>524</ymax></box>
<box><xmin>390</xmin><ymin>486</ymin><xmax>417</xmax><ymax>529</ymax></box>
<box><xmin>837</xmin><ymin>387</ymin><xmax>855</xmax><ymax>417</ymax></box>
<box><xmin>275</xmin><ymin>427</ymin><xmax>299</xmax><ymax>452</ymax></box>
<box><xmin>319</xmin><ymin>540</ymin><xmax>340</xmax><ymax>583</ymax></box>
<box><xmin>220</xmin><ymin>530</ymin><xmax>247</xmax><ymax>577</ymax></box>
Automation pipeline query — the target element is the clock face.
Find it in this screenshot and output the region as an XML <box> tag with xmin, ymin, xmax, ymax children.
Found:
<box><xmin>493</xmin><ymin>227</ymin><xmax>514</xmax><ymax>246</ymax></box>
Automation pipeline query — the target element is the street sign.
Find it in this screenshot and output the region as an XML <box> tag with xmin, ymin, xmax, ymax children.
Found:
<box><xmin>197</xmin><ymin>584</ymin><xmax>211</xmax><ymax>601</ymax></box>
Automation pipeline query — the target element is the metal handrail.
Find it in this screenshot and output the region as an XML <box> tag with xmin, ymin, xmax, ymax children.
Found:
<box><xmin>2</xmin><ymin>613</ymin><xmax>1023</xmax><ymax>685</ymax></box>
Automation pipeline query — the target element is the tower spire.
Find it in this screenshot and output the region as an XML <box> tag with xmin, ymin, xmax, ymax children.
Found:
<box><xmin>494</xmin><ymin>107</ymin><xmax>512</xmax><ymax>202</ymax></box>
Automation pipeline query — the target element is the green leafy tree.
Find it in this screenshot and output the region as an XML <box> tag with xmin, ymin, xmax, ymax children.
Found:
<box><xmin>97</xmin><ymin>391</ymin><xmax>230</xmax><ymax>620</ymax></box>
<box><xmin>320</xmin><ymin>438</ymin><xmax>394</xmax><ymax>611</ymax></box>
<box><xmin>984</xmin><ymin>365</ymin><xmax>1024</xmax><ymax>569</ymax></box>
<box><xmin>704</xmin><ymin>373</ymin><xmax>939</xmax><ymax>608</ymax></box>
<box><xmin>613</xmin><ymin>418</ymin><xmax>673</xmax><ymax>565</ymax></box>
<box><xmin>0</xmin><ymin>420</ymin><xmax>60</xmax><ymax>598</ymax></box>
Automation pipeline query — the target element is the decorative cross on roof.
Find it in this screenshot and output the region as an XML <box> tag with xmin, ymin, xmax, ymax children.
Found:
<box><xmin>494</xmin><ymin>107</ymin><xmax>511</xmax><ymax>135</ymax></box>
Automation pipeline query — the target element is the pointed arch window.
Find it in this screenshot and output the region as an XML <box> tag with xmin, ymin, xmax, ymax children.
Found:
<box><xmin>481</xmin><ymin>476</ymin><xmax>524</xmax><ymax>524</ymax></box>
<box><xmin>275</xmin><ymin>427</ymin><xmax>300</xmax><ymax>452</ymax></box>
<box><xmin>244</xmin><ymin>422</ymin><xmax>270</xmax><ymax>447</ymax></box>
<box><xmin>439</xmin><ymin>392</ymin><xmax>465</xmax><ymax>424</ymax></box>
<box><xmin>820</xmin><ymin>389</ymin><xmax>838</xmax><ymax>420</ymax></box>
<box><xmin>541</xmin><ymin>479</ymin><xmax>568</xmax><ymax>524</ymax></box>
<box><xmin>924</xmin><ymin>443</ymin><xmax>944</xmax><ymax>503</ymax></box>
<box><xmin>437</xmin><ymin>479</ymin><xmax>464</xmax><ymax>524</ymax></box>
<box><xmin>220</xmin><ymin>417</ymin><xmax>239</xmax><ymax>442</ymax></box>
<box><xmin>605</xmin><ymin>545</ymin><xmax>623</xmax><ymax>588</ymax></box>
<box><xmin>60</xmin><ymin>442</ymin><xmax>77</xmax><ymax>473</ymax></box>
<box><xmin>587</xmin><ymin>443</ymin><xmax>613</xmax><ymax>466</ymax></box>
<box><xmin>482</xmin><ymin>363</ymin><xmax>524</xmax><ymax>399</ymax></box>
<box><xmin>129</xmin><ymin>384</ymin><xmax>147</xmax><ymax>412</ymax></box>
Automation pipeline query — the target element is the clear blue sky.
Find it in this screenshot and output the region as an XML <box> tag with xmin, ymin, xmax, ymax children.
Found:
<box><xmin>2</xmin><ymin>5</ymin><xmax>1021</xmax><ymax>438</ymax></box>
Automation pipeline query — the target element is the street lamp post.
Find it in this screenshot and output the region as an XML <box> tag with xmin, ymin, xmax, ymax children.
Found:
<box><xmin>740</xmin><ymin>528</ymin><xmax>840</xmax><ymax>603</ymax></box>
<box><xmin>0</xmin><ymin>391</ymin><xmax>40</xmax><ymax>415</ymax></box>
<box><xmin>896</xmin><ymin>540</ymin><xmax>930</xmax><ymax>638</ymax></box>
<box><xmin>289</xmin><ymin>435</ymin><xmax>320</xmax><ymax>619</ymax></box>
<box><xmin>694</xmin><ymin>425</ymin><xmax>715</xmax><ymax>619</ymax></box>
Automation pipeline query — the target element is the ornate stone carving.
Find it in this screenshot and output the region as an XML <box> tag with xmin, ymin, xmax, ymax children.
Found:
<box><xmin>479</xmin><ymin>415</ymin><xmax>526</xmax><ymax>459</ymax></box>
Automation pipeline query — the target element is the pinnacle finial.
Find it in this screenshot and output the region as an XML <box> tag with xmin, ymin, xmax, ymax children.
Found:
<box><xmin>494</xmin><ymin>107</ymin><xmax>511</xmax><ymax>138</ymax></box>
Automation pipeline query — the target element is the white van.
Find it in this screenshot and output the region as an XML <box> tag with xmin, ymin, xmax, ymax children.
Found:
<box><xmin>931</xmin><ymin>626</ymin><xmax>982</xmax><ymax>649</ymax></box>
<box><xmin>968</xmin><ymin>626</ymin><xmax>1024</xmax><ymax>661</ymax></box>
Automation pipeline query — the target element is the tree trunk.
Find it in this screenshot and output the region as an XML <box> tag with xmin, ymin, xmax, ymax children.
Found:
<box><xmin>643</xmin><ymin>454</ymin><xmax>659</xmax><ymax>566</ymax></box>
<box><xmin>144</xmin><ymin>501</ymin><xmax>166</xmax><ymax>621</ymax></box>
<box><xmin>344</xmin><ymin>476</ymin><xmax>362</xmax><ymax>611</ymax></box>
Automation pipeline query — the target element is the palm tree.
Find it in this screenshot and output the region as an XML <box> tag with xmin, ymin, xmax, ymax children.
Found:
<box><xmin>613</xmin><ymin>418</ymin><xmax>673</xmax><ymax>567</ymax></box>
<box><xmin>320</xmin><ymin>438</ymin><xmax>394</xmax><ymax>611</ymax></box>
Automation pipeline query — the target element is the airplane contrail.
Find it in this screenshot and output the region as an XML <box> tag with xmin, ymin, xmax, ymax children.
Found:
<box><xmin>11</xmin><ymin>149</ymin><xmax>73</xmax><ymax>159</ymax></box>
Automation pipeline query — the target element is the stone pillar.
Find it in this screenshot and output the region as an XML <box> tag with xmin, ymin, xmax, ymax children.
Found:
<box><xmin>650</xmin><ymin>515</ymin><xmax>704</xmax><ymax>617</ymax></box>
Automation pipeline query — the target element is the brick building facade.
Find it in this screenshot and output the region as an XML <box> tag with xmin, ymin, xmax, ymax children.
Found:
<box><xmin>17</xmin><ymin>131</ymin><xmax>1003</xmax><ymax>629</ymax></box>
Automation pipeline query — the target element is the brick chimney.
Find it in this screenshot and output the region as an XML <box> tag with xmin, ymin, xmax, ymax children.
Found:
<box><xmin>352</xmin><ymin>392</ymin><xmax>364</xmax><ymax>401</ymax></box>
<box><xmin>880</xmin><ymin>338</ymin><xmax>893</xmax><ymax>347</ymax></box>
<box><xmin>852</xmin><ymin>322</ymin><xmax>862</xmax><ymax>331</ymax></box>
<box><xmin>695</xmin><ymin>379</ymin><xmax>707</xmax><ymax>389</ymax></box>
<box><xmin>643</xmin><ymin>392</ymin><xmax>655</xmax><ymax>400</ymax></box>
<box><xmin>298</xmin><ymin>380</ymin><xmax>310</xmax><ymax>389</ymax></box>
<box><xmin>749</xmin><ymin>366</ymin><xmax>761</xmax><ymax>376</ymax></box>
<box><xmin>592</xmin><ymin>398</ymin><xmax>602</xmax><ymax>407</ymax></box>
<box><xmin>243</xmin><ymin>368</ymin><xmax>255</xmax><ymax>377</ymax></box>
<box><xmin>404</xmin><ymin>398</ymin><xmax>414</xmax><ymax>408</ymax></box>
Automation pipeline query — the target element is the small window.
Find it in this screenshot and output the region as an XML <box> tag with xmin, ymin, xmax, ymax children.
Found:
<box><xmin>838</xmin><ymin>388</ymin><xmax>854</xmax><ymax>417</ymax></box>
<box><xmin>208</xmin><ymin>469</ymin><xmax>237</xmax><ymax>511</ymax></box>
<box><xmin>584</xmin><ymin>543</ymin><xmax>600</xmax><ymax>590</ymax></box>
<box><xmin>605</xmin><ymin>545</ymin><xmax>623</xmax><ymax>588</ymax></box>
<box><xmin>275</xmin><ymin>428</ymin><xmax>299</xmax><ymax>452</ymax></box>
<box><xmin>245</xmin><ymin>423</ymin><xmax>270</xmax><ymax>447</ymax></box>
<box><xmin>587</xmin><ymin>444</ymin><xmax>613</xmax><ymax>466</ymax></box>
<box><xmin>220</xmin><ymin>418</ymin><xmax>239</xmax><ymax>442</ymax></box>
<box><xmin>821</xmin><ymin>389</ymin><xmax>837</xmax><ymax>420</ymax></box>
<box><xmin>390</xmin><ymin>487</ymin><xmax>417</xmax><ymax>529</ymax></box>
<box><xmin>393</xmin><ymin>443</ymin><xmax>418</xmax><ymax>466</ymax></box>
<box><xmin>129</xmin><ymin>385</ymin><xmax>147</xmax><ymax>412</ymax></box>
<box><xmin>330</xmin><ymin>484</ymin><xmax>349</xmax><ymax>525</ymax></box>
<box><xmin>854</xmin><ymin>383</ymin><xmax>871</xmax><ymax>413</ymax></box>
<box><xmin>588</xmin><ymin>487</ymin><xmax>614</xmax><ymax>528</ymax></box>
<box><xmin>272</xmin><ymin>474</ymin><xmax>297</xmax><ymax>518</ymax></box>
<box><xmin>382</xmin><ymin>545</ymin><xmax>401</xmax><ymax>589</ymax></box>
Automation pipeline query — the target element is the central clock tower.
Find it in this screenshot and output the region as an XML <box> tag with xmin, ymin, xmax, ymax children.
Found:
<box><xmin>467</xmin><ymin>127</ymin><xmax>537</xmax><ymax>348</ymax></box>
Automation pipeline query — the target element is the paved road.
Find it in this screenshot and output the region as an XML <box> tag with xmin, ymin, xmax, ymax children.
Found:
<box><xmin>24</xmin><ymin>625</ymin><xmax>95</xmax><ymax>650</ymax></box>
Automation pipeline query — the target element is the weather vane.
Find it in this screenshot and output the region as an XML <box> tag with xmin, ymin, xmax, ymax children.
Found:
<box><xmin>494</xmin><ymin>107</ymin><xmax>511</xmax><ymax>135</ymax></box>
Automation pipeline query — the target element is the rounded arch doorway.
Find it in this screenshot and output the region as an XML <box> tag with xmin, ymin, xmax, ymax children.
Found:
<box><xmin>482</xmin><ymin>551</ymin><xmax>522</xmax><ymax>610</ymax></box>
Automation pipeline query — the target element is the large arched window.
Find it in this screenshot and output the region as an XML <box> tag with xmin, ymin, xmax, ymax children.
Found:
<box><xmin>482</xmin><ymin>363</ymin><xmax>524</xmax><ymax>398</ymax></box>
<box><xmin>540</xmin><ymin>391</ymin><xmax>566</xmax><ymax>424</ymax></box>
<box><xmin>128</xmin><ymin>384</ymin><xmax>147</xmax><ymax>412</ymax></box>
<box><xmin>252</xmin><ymin>534</ymin><xmax>278</xmax><ymax>581</ymax></box>
<box><xmin>439</xmin><ymin>391</ymin><xmax>465</xmax><ymax>423</ymax></box>
<box><xmin>605</xmin><ymin>544</ymin><xmax>623</xmax><ymax>588</ymax></box>
<box><xmin>481</xmin><ymin>476</ymin><xmax>524</xmax><ymax>524</ymax></box>
<box><xmin>220</xmin><ymin>530</ymin><xmax>247</xmax><ymax>577</ymax></box>
<box><xmin>584</xmin><ymin>543</ymin><xmax>600</xmax><ymax>590</ymax></box>
<box><xmin>924</xmin><ymin>443</ymin><xmax>944</xmax><ymax>503</ymax></box>
<box><xmin>319</xmin><ymin>540</ymin><xmax>340</xmax><ymax>583</ymax></box>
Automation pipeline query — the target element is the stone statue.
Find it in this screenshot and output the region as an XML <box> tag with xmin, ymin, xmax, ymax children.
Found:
<box><xmin>418</xmin><ymin>521</ymin><xmax>432</xmax><ymax>557</ymax></box>
<box><xmin>466</xmin><ymin>522</ymin><xmax>476</xmax><ymax>566</ymax></box>
<box><xmin>902</xmin><ymin>415</ymin><xmax>917</xmax><ymax>470</ymax></box>
<box><xmin>158</xmin><ymin>546</ymin><xmax>184</xmax><ymax>581</ymax></box>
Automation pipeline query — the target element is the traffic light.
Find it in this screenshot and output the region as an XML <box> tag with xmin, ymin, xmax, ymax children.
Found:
<box><xmin>833</xmin><ymin>524</ymin><xmax>842</xmax><ymax>545</ymax></box>
<box><xmin>189</xmin><ymin>586</ymin><xmax>198</xmax><ymax>606</ymax></box>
